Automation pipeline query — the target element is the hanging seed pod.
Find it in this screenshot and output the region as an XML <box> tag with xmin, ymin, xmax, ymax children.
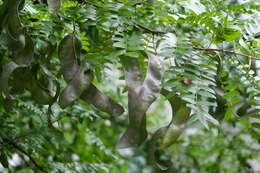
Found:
<box><xmin>58</xmin><ymin>33</ymin><xmax>81</xmax><ymax>82</ymax></box>
<box><xmin>4</xmin><ymin>0</ymin><xmax>26</xmax><ymax>51</ymax></box>
<box><xmin>148</xmin><ymin>89</ymin><xmax>191</xmax><ymax>170</ymax></box>
<box><xmin>80</xmin><ymin>84</ymin><xmax>125</xmax><ymax>116</ymax></box>
<box><xmin>59</xmin><ymin>64</ymin><xmax>93</xmax><ymax>108</ymax></box>
<box><xmin>117</xmin><ymin>51</ymin><xmax>164</xmax><ymax>148</ymax></box>
<box><xmin>0</xmin><ymin>1</ymin><xmax>7</xmax><ymax>32</ymax></box>
<box><xmin>13</xmin><ymin>36</ymin><xmax>34</xmax><ymax>65</ymax></box>
<box><xmin>58</xmin><ymin>33</ymin><xmax>124</xmax><ymax>116</ymax></box>
<box><xmin>47</xmin><ymin>0</ymin><xmax>61</xmax><ymax>13</ymax></box>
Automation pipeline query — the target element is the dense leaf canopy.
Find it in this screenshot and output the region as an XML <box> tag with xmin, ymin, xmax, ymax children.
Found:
<box><xmin>0</xmin><ymin>0</ymin><xmax>259</xmax><ymax>172</ymax></box>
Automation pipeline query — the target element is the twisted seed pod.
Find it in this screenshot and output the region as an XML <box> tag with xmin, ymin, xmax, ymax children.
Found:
<box><xmin>80</xmin><ymin>84</ymin><xmax>125</xmax><ymax>116</ymax></box>
<box><xmin>58</xmin><ymin>33</ymin><xmax>124</xmax><ymax>116</ymax></box>
<box><xmin>3</xmin><ymin>0</ymin><xmax>26</xmax><ymax>51</ymax></box>
<box><xmin>117</xmin><ymin>51</ymin><xmax>164</xmax><ymax>148</ymax></box>
<box><xmin>59</xmin><ymin>64</ymin><xmax>93</xmax><ymax>108</ymax></box>
<box><xmin>148</xmin><ymin>89</ymin><xmax>191</xmax><ymax>170</ymax></box>
<box><xmin>13</xmin><ymin>36</ymin><xmax>34</xmax><ymax>65</ymax></box>
<box><xmin>47</xmin><ymin>0</ymin><xmax>61</xmax><ymax>13</ymax></box>
<box><xmin>0</xmin><ymin>0</ymin><xmax>35</xmax><ymax>99</ymax></box>
<box><xmin>0</xmin><ymin>62</ymin><xmax>21</xmax><ymax>97</ymax></box>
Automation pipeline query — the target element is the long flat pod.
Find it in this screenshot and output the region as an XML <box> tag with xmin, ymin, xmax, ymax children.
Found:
<box><xmin>47</xmin><ymin>0</ymin><xmax>61</xmax><ymax>13</ymax></box>
<box><xmin>58</xmin><ymin>33</ymin><xmax>124</xmax><ymax>116</ymax></box>
<box><xmin>0</xmin><ymin>62</ymin><xmax>20</xmax><ymax>97</ymax></box>
<box><xmin>117</xmin><ymin>51</ymin><xmax>164</xmax><ymax>148</ymax></box>
<box><xmin>148</xmin><ymin>89</ymin><xmax>191</xmax><ymax>170</ymax></box>
<box><xmin>58</xmin><ymin>33</ymin><xmax>81</xmax><ymax>82</ymax></box>
<box><xmin>13</xmin><ymin>36</ymin><xmax>34</xmax><ymax>65</ymax></box>
<box><xmin>4</xmin><ymin>0</ymin><xmax>26</xmax><ymax>51</ymax></box>
<box><xmin>80</xmin><ymin>84</ymin><xmax>124</xmax><ymax>116</ymax></box>
<box><xmin>59</xmin><ymin>64</ymin><xmax>93</xmax><ymax>108</ymax></box>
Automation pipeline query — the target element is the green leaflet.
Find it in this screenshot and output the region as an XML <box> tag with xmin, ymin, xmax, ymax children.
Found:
<box><xmin>58</xmin><ymin>33</ymin><xmax>81</xmax><ymax>82</ymax></box>
<box><xmin>0</xmin><ymin>150</ymin><xmax>8</xmax><ymax>168</ymax></box>
<box><xmin>27</xmin><ymin>69</ymin><xmax>53</xmax><ymax>105</ymax></box>
<box><xmin>10</xmin><ymin>65</ymin><xmax>54</xmax><ymax>104</ymax></box>
<box><xmin>29</xmin><ymin>81</ymin><xmax>53</xmax><ymax>105</ymax></box>
<box><xmin>148</xmin><ymin>89</ymin><xmax>191</xmax><ymax>170</ymax></box>
<box><xmin>0</xmin><ymin>1</ymin><xmax>7</xmax><ymax>32</ymax></box>
<box><xmin>9</xmin><ymin>68</ymin><xmax>32</xmax><ymax>94</ymax></box>
<box><xmin>59</xmin><ymin>64</ymin><xmax>93</xmax><ymax>108</ymax></box>
<box><xmin>117</xmin><ymin>52</ymin><xmax>164</xmax><ymax>148</ymax></box>
<box><xmin>40</xmin><ymin>65</ymin><xmax>58</xmax><ymax>98</ymax></box>
<box><xmin>0</xmin><ymin>66</ymin><xmax>43</xmax><ymax>104</ymax></box>
<box><xmin>47</xmin><ymin>0</ymin><xmax>61</xmax><ymax>13</ymax></box>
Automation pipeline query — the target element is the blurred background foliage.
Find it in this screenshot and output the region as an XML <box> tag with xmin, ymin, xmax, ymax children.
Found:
<box><xmin>0</xmin><ymin>0</ymin><xmax>260</xmax><ymax>172</ymax></box>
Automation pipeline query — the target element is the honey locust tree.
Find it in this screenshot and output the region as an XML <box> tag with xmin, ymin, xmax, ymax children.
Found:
<box><xmin>0</xmin><ymin>0</ymin><xmax>260</xmax><ymax>172</ymax></box>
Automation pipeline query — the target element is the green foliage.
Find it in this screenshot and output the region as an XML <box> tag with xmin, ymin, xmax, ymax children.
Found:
<box><xmin>0</xmin><ymin>0</ymin><xmax>259</xmax><ymax>172</ymax></box>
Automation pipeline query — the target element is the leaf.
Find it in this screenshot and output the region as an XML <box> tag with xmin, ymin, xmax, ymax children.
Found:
<box><xmin>223</xmin><ymin>28</ymin><xmax>241</xmax><ymax>42</ymax></box>
<box><xmin>224</xmin><ymin>107</ymin><xmax>235</xmax><ymax>121</ymax></box>
<box><xmin>0</xmin><ymin>150</ymin><xmax>8</xmax><ymax>168</ymax></box>
<box><xmin>28</xmin><ymin>76</ymin><xmax>53</xmax><ymax>104</ymax></box>
<box><xmin>214</xmin><ymin>28</ymin><xmax>241</xmax><ymax>43</ymax></box>
<box><xmin>127</xmin><ymin>31</ymin><xmax>144</xmax><ymax>51</ymax></box>
<box><xmin>252</xmin><ymin>123</ymin><xmax>260</xmax><ymax>129</ymax></box>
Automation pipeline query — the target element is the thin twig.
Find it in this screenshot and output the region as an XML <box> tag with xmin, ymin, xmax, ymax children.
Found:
<box><xmin>0</xmin><ymin>134</ymin><xmax>28</xmax><ymax>149</ymax></box>
<box><xmin>81</xmin><ymin>0</ymin><xmax>102</xmax><ymax>8</ymax></box>
<box><xmin>135</xmin><ymin>23</ymin><xmax>166</xmax><ymax>35</ymax></box>
<box><xmin>174</xmin><ymin>46</ymin><xmax>256</xmax><ymax>60</ymax></box>
<box><xmin>10</xmin><ymin>142</ymin><xmax>48</xmax><ymax>173</ymax></box>
<box><xmin>191</xmin><ymin>46</ymin><xmax>255</xmax><ymax>59</ymax></box>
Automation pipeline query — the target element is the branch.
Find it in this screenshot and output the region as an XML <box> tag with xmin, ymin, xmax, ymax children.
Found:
<box><xmin>81</xmin><ymin>0</ymin><xmax>102</xmax><ymax>8</ymax></box>
<box><xmin>10</xmin><ymin>142</ymin><xmax>48</xmax><ymax>173</ymax></box>
<box><xmin>135</xmin><ymin>23</ymin><xmax>166</xmax><ymax>35</ymax></box>
<box><xmin>0</xmin><ymin>134</ymin><xmax>28</xmax><ymax>149</ymax></box>
<box><xmin>191</xmin><ymin>46</ymin><xmax>255</xmax><ymax>60</ymax></box>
